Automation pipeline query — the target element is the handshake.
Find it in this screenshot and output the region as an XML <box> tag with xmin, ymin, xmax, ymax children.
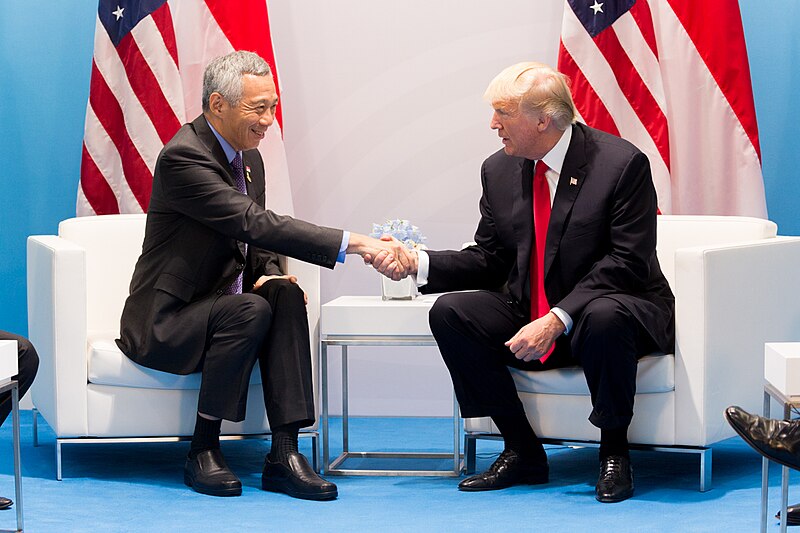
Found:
<box><xmin>346</xmin><ymin>233</ymin><xmax>418</xmax><ymax>281</ymax></box>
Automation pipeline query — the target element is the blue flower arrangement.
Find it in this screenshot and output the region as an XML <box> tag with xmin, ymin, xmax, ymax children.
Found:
<box><xmin>370</xmin><ymin>219</ymin><xmax>426</xmax><ymax>250</ymax></box>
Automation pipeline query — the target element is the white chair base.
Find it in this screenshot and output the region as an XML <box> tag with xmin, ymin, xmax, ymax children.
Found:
<box><xmin>463</xmin><ymin>432</ymin><xmax>712</xmax><ymax>492</ymax></box>
<box><xmin>32</xmin><ymin>408</ymin><xmax>320</xmax><ymax>481</ymax></box>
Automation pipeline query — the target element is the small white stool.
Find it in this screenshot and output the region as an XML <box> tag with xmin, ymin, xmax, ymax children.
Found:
<box><xmin>761</xmin><ymin>342</ymin><xmax>800</xmax><ymax>533</ymax></box>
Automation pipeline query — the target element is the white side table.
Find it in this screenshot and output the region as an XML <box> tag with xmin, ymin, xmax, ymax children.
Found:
<box><xmin>0</xmin><ymin>340</ymin><xmax>23</xmax><ymax>533</ymax></box>
<box><xmin>761</xmin><ymin>342</ymin><xmax>800</xmax><ymax>533</ymax></box>
<box><xmin>320</xmin><ymin>295</ymin><xmax>461</xmax><ymax>476</ymax></box>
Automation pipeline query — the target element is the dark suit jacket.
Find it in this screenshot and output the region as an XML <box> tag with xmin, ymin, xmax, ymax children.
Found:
<box><xmin>117</xmin><ymin>115</ymin><xmax>343</xmax><ymax>374</ymax></box>
<box><xmin>421</xmin><ymin>122</ymin><xmax>675</xmax><ymax>353</ymax></box>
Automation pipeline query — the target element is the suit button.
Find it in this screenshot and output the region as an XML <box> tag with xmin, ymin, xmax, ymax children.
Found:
<box><xmin>236</xmin><ymin>263</ymin><xmax>244</xmax><ymax>271</ymax></box>
<box><xmin>216</xmin><ymin>289</ymin><xmax>223</xmax><ymax>295</ymax></box>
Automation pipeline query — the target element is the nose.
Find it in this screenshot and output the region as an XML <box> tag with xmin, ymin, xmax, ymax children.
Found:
<box><xmin>260</xmin><ymin>108</ymin><xmax>275</xmax><ymax>127</ymax></box>
<box><xmin>490</xmin><ymin>111</ymin><xmax>501</xmax><ymax>130</ymax></box>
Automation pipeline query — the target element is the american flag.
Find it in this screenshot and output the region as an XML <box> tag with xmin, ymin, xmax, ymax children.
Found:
<box><xmin>559</xmin><ymin>0</ymin><xmax>766</xmax><ymax>216</ymax></box>
<box><xmin>78</xmin><ymin>0</ymin><xmax>293</xmax><ymax>217</ymax></box>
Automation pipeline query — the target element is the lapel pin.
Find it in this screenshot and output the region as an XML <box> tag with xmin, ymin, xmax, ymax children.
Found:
<box><xmin>245</xmin><ymin>165</ymin><xmax>252</xmax><ymax>183</ymax></box>
<box><xmin>569</xmin><ymin>177</ymin><xmax>578</xmax><ymax>186</ymax></box>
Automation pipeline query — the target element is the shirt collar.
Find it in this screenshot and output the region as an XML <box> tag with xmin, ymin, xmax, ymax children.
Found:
<box><xmin>540</xmin><ymin>124</ymin><xmax>573</xmax><ymax>175</ymax></box>
<box><xmin>205</xmin><ymin>119</ymin><xmax>240</xmax><ymax>164</ymax></box>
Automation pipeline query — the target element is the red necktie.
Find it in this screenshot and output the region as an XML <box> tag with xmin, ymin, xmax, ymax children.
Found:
<box><xmin>530</xmin><ymin>160</ymin><xmax>554</xmax><ymax>362</ymax></box>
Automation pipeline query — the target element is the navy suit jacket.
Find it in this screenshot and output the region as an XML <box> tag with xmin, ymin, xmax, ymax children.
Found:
<box><xmin>117</xmin><ymin>115</ymin><xmax>343</xmax><ymax>374</ymax></box>
<box><xmin>421</xmin><ymin>122</ymin><xmax>675</xmax><ymax>353</ymax></box>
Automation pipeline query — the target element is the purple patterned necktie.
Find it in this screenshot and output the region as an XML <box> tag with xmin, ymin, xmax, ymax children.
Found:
<box><xmin>224</xmin><ymin>152</ymin><xmax>248</xmax><ymax>295</ymax></box>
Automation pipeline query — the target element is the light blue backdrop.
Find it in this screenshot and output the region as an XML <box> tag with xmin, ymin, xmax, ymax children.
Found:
<box><xmin>1</xmin><ymin>0</ymin><xmax>798</xmax><ymax>335</ymax></box>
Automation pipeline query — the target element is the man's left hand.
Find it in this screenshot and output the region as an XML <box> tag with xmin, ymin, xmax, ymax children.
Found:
<box><xmin>252</xmin><ymin>275</ymin><xmax>307</xmax><ymax>304</ymax></box>
<box><xmin>505</xmin><ymin>312</ymin><xmax>566</xmax><ymax>362</ymax></box>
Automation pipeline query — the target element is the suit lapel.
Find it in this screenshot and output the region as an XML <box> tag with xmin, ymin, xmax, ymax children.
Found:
<box><xmin>545</xmin><ymin>124</ymin><xmax>587</xmax><ymax>277</ymax></box>
<box><xmin>512</xmin><ymin>158</ymin><xmax>534</xmax><ymax>278</ymax></box>
<box><xmin>191</xmin><ymin>115</ymin><xmax>248</xmax><ymax>261</ymax></box>
<box><xmin>192</xmin><ymin>115</ymin><xmax>239</xmax><ymax>189</ymax></box>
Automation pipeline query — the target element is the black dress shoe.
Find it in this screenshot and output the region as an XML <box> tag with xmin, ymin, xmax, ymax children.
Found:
<box><xmin>776</xmin><ymin>503</ymin><xmax>800</xmax><ymax>525</ymax></box>
<box><xmin>596</xmin><ymin>455</ymin><xmax>634</xmax><ymax>503</ymax></box>
<box><xmin>0</xmin><ymin>496</ymin><xmax>11</xmax><ymax>510</ymax></box>
<box><xmin>458</xmin><ymin>449</ymin><xmax>549</xmax><ymax>491</ymax></box>
<box><xmin>725</xmin><ymin>406</ymin><xmax>800</xmax><ymax>471</ymax></box>
<box><xmin>262</xmin><ymin>452</ymin><xmax>338</xmax><ymax>501</ymax></box>
<box><xmin>183</xmin><ymin>449</ymin><xmax>242</xmax><ymax>497</ymax></box>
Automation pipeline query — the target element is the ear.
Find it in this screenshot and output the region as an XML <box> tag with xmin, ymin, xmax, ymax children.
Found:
<box><xmin>208</xmin><ymin>92</ymin><xmax>226</xmax><ymax>117</ymax></box>
<box><xmin>537</xmin><ymin>113</ymin><xmax>552</xmax><ymax>133</ymax></box>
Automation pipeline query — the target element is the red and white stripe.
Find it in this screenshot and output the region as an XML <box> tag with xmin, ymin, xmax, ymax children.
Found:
<box><xmin>558</xmin><ymin>0</ymin><xmax>766</xmax><ymax>217</ymax></box>
<box><xmin>78</xmin><ymin>0</ymin><xmax>294</xmax><ymax>217</ymax></box>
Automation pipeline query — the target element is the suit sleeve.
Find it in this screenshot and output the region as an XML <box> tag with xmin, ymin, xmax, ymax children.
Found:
<box><xmin>157</xmin><ymin>142</ymin><xmax>343</xmax><ymax>269</ymax></box>
<box><xmin>422</xmin><ymin>160</ymin><xmax>514</xmax><ymax>293</ymax></box>
<box><xmin>555</xmin><ymin>151</ymin><xmax>658</xmax><ymax>318</ymax></box>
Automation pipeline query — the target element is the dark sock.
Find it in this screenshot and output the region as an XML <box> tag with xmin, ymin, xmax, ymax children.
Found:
<box><xmin>491</xmin><ymin>413</ymin><xmax>546</xmax><ymax>462</ymax></box>
<box><xmin>189</xmin><ymin>414</ymin><xmax>222</xmax><ymax>458</ymax></box>
<box><xmin>599</xmin><ymin>427</ymin><xmax>630</xmax><ymax>460</ymax></box>
<box><xmin>269</xmin><ymin>422</ymin><xmax>301</xmax><ymax>462</ymax></box>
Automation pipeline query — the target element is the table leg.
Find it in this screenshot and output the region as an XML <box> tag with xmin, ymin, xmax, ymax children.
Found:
<box><xmin>341</xmin><ymin>346</ymin><xmax>349</xmax><ymax>454</ymax></box>
<box><xmin>781</xmin><ymin>401</ymin><xmax>793</xmax><ymax>533</ymax></box>
<box><xmin>762</xmin><ymin>389</ymin><xmax>771</xmax><ymax>533</ymax></box>
<box><xmin>321</xmin><ymin>342</ymin><xmax>329</xmax><ymax>473</ymax></box>
<box><xmin>452</xmin><ymin>390</ymin><xmax>459</xmax><ymax>473</ymax></box>
<box><xmin>12</xmin><ymin>382</ymin><xmax>24</xmax><ymax>532</ymax></box>
<box><xmin>782</xmin><ymin>465</ymin><xmax>789</xmax><ymax>533</ymax></box>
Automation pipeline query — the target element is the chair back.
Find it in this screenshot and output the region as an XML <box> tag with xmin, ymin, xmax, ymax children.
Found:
<box><xmin>656</xmin><ymin>215</ymin><xmax>776</xmax><ymax>290</ymax></box>
<box><xmin>58</xmin><ymin>214</ymin><xmax>146</xmax><ymax>337</ymax></box>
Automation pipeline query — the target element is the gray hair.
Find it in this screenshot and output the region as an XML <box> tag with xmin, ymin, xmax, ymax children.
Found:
<box><xmin>484</xmin><ymin>62</ymin><xmax>577</xmax><ymax>131</ymax></box>
<box><xmin>201</xmin><ymin>51</ymin><xmax>272</xmax><ymax>111</ymax></box>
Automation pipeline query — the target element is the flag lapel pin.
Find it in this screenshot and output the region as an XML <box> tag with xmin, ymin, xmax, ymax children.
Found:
<box><xmin>245</xmin><ymin>166</ymin><xmax>252</xmax><ymax>182</ymax></box>
<box><xmin>569</xmin><ymin>177</ymin><xmax>578</xmax><ymax>186</ymax></box>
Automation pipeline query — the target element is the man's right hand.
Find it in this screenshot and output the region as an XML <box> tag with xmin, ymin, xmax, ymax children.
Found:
<box><xmin>346</xmin><ymin>233</ymin><xmax>415</xmax><ymax>280</ymax></box>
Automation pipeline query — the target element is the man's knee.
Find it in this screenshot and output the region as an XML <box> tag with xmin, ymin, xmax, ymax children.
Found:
<box><xmin>429</xmin><ymin>293</ymin><xmax>465</xmax><ymax>336</ymax></box>
<box><xmin>270</xmin><ymin>279</ymin><xmax>305</xmax><ymax>302</ymax></box>
<box><xmin>18</xmin><ymin>337</ymin><xmax>39</xmax><ymax>373</ymax></box>
<box><xmin>577</xmin><ymin>298</ymin><xmax>633</xmax><ymax>338</ymax></box>
<box><xmin>236</xmin><ymin>294</ymin><xmax>273</xmax><ymax>335</ymax></box>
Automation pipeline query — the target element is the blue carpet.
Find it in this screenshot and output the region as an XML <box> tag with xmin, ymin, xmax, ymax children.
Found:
<box><xmin>0</xmin><ymin>412</ymin><xmax>796</xmax><ymax>532</ymax></box>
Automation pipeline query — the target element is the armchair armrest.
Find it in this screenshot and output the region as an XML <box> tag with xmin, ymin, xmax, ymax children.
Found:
<box><xmin>673</xmin><ymin>236</ymin><xmax>800</xmax><ymax>445</ymax></box>
<box><xmin>27</xmin><ymin>235</ymin><xmax>89</xmax><ymax>436</ymax></box>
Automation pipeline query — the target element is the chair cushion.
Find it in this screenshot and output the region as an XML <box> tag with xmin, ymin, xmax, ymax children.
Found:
<box><xmin>509</xmin><ymin>353</ymin><xmax>674</xmax><ymax>395</ymax></box>
<box><xmin>87</xmin><ymin>336</ymin><xmax>262</xmax><ymax>390</ymax></box>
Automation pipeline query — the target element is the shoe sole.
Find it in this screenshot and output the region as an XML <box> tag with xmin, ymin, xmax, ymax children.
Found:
<box><xmin>595</xmin><ymin>487</ymin><xmax>634</xmax><ymax>503</ymax></box>
<box><xmin>775</xmin><ymin>512</ymin><xmax>800</xmax><ymax>526</ymax></box>
<box><xmin>724</xmin><ymin>410</ymin><xmax>800</xmax><ymax>471</ymax></box>
<box><xmin>457</xmin><ymin>475</ymin><xmax>549</xmax><ymax>492</ymax></box>
<box><xmin>261</xmin><ymin>478</ymin><xmax>338</xmax><ymax>501</ymax></box>
<box><xmin>184</xmin><ymin>472</ymin><xmax>242</xmax><ymax>497</ymax></box>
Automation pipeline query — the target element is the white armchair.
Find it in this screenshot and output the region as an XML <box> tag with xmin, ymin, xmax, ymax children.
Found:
<box><xmin>464</xmin><ymin>215</ymin><xmax>800</xmax><ymax>491</ymax></box>
<box><xmin>27</xmin><ymin>214</ymin><xmax>322</xmax><ymax>480</ymax></box>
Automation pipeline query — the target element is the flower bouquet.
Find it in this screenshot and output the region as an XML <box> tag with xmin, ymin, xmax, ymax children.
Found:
<box><xmin>370</xmin><ymin>219</ymin><xmax>426</xmax><ymax>300</ymax></box>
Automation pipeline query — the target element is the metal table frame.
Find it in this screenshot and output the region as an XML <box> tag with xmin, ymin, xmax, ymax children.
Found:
<box><xmin>0</xmin><ymin>379</ymin><xmax>23</xmax><ymax>533</ymax></box>
<box><xmin>761</xmin><ymin>381</ymin><xmax>800</xmax><ymax>533</ymax></box>
<box><xmin>321</xmin><ymin>335</ymin><xmax>461</xmax><ymax>476</ymax></box>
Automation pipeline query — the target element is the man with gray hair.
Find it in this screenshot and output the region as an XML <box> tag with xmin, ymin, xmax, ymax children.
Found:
<box><xmin>117</xmin><ymin>50</ymin><xmax>411</xmax><ymax>500</ymax></box>
<box><xmin>375</xmin><ymin>62</ymin><xmax>674</xmax><ymax>502</ymax></box>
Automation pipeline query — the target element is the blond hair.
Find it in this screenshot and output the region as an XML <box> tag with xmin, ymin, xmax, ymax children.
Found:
<box><xmin>484</xmin><ymin>62</ymin><xmax>577</xmax><ymax>131</ymax></box>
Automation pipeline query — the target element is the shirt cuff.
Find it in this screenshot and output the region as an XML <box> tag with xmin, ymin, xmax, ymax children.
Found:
<box><xmin>337</xmin><ymin>230</ymin><xmax>349</xmax><ymax>263</ymax></box>
<box><xmin>415</xmin><ymin>249</ymin><xmax>430</xmax><ymax>287</ymax></box>
<box><xmin>551</xmin><ymin>307</ymin><xmax>573</xmax><ymax>335</ymax></box>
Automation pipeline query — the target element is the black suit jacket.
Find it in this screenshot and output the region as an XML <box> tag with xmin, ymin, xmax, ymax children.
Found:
<box><xmin>421</xmin><ymin>122</ymin><xmax>675</xmax><ymax>352</ymax></box>
<box><xmin>117</xmin><ymin>115</ymin><xmax>343</xmax><ymax>374</ymax></box>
